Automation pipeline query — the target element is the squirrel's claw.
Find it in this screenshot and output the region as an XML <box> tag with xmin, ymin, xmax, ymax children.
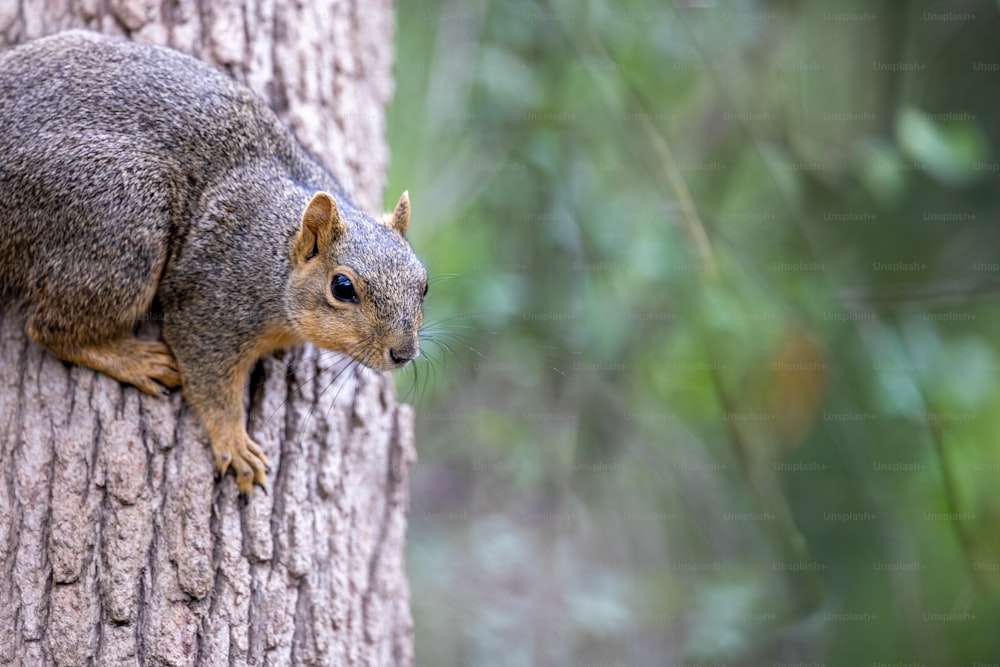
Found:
<box><xmin>211</xmin><ymin>432</ymin><xmax>268</xmax><ymax>496</ymax></box>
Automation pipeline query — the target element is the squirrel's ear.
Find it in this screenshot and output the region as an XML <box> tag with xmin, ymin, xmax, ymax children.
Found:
<box><xmin>384</xmin><ymin>190</ymin><xmax>410</xmax><ymax>236</ymax></box>
<box><xmin>295</xmin><ymin>192</ymin><xmax>344</xmax><ymax>263</ymax></box>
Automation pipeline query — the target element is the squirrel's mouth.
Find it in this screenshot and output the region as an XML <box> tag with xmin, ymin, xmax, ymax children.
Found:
<box><xmin>388</xmin><ymin>345</ymin><xmax>419</xmax><ymax>368</ymax></box>
<box><xmin>360</xmin><ymin>348</ymin><xmax>418</xmax><ymax>372</ymax></box>
<box><xmin>337</xmin><ymin>343</ymin><xmax>418</xmax><ymax>372</ymax></box>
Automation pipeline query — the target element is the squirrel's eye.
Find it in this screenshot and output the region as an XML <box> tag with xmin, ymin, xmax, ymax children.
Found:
<box><xmin>422</xmin><ymin>282</ymin><xmax>428</xmax><ymax>298</ymax></box>
<box><xmin>332</xmin><ymin>274</ymin><xmax>358</xmax><ymax>303</ymax></box>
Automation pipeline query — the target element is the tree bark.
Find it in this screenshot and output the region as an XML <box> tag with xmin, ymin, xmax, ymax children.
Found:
<box><xmin>0</xmin><ymin>2</ymin><xmax>414</xmax><ymax>666</ymax></box>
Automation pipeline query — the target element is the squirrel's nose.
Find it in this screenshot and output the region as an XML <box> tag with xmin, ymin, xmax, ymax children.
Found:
<box><xmin>389</xmin><ymin>343</ymin><xmax>419</xmax><ymax>366</ymax></box>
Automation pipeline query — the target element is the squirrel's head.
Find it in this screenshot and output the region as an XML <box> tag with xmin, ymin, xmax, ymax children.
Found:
<box><xmin>288</xmin><ymin>190</ymin><xmax>427</xmax><ymax>371</ymax></box>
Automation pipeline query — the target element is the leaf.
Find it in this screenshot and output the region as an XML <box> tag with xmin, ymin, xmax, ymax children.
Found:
<box><xmin>766</xmin><ymin>327</ymin><xmax>828</xmax><ymax>449</ymax></box>
<box><xmin>896</xmin><ymin>106</ymin><xmax>989</xmax><ymax>187</ymax></box>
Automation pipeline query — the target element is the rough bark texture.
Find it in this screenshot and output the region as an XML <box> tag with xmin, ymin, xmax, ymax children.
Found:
<box><xmin>0</xmin><ymin>2</ymin><xmax>415</xmax><ymax>666</ymax></box>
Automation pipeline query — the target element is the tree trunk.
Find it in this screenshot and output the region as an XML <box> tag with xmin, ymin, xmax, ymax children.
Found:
<box><xmin>0</xmin><ymin>3</ymin><xmax>415</xmax><ymax>666</ymax></box>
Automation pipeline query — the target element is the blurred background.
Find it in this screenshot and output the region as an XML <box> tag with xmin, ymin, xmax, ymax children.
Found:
<box><xmin>384</xmin><ymin>0</ymin><xmax>1000</xmax><ymax>664</ymax></box>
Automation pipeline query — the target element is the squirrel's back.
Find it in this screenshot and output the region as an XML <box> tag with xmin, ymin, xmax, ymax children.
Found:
<box><xmin>0</xmin><ymin>30</ymin><xmax>304</xmax><ymax>180</ymax></box>
<box><xmin>0</xmin><ymin>31</ymin><xmax>328</xmax><ymax>297</ymax></box>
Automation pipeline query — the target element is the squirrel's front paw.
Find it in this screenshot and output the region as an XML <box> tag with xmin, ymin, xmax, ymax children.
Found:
<box><xmin>213</xmin><ymin>433</ymin><xmax>269</xmax><ymax>494</ymax></box>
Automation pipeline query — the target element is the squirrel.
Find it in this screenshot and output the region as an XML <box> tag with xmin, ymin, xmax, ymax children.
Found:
<box><xmin>0</xmin><ymin>30</ymin><xmax>427</xmax><ymax>494</ymax></box>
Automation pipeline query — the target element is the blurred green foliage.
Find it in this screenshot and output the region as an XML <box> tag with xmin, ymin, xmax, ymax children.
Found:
<box><xmin>385</xmin><ymin>0</ymin><xmax>1000</xmax><ymax>664</ymax></box>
